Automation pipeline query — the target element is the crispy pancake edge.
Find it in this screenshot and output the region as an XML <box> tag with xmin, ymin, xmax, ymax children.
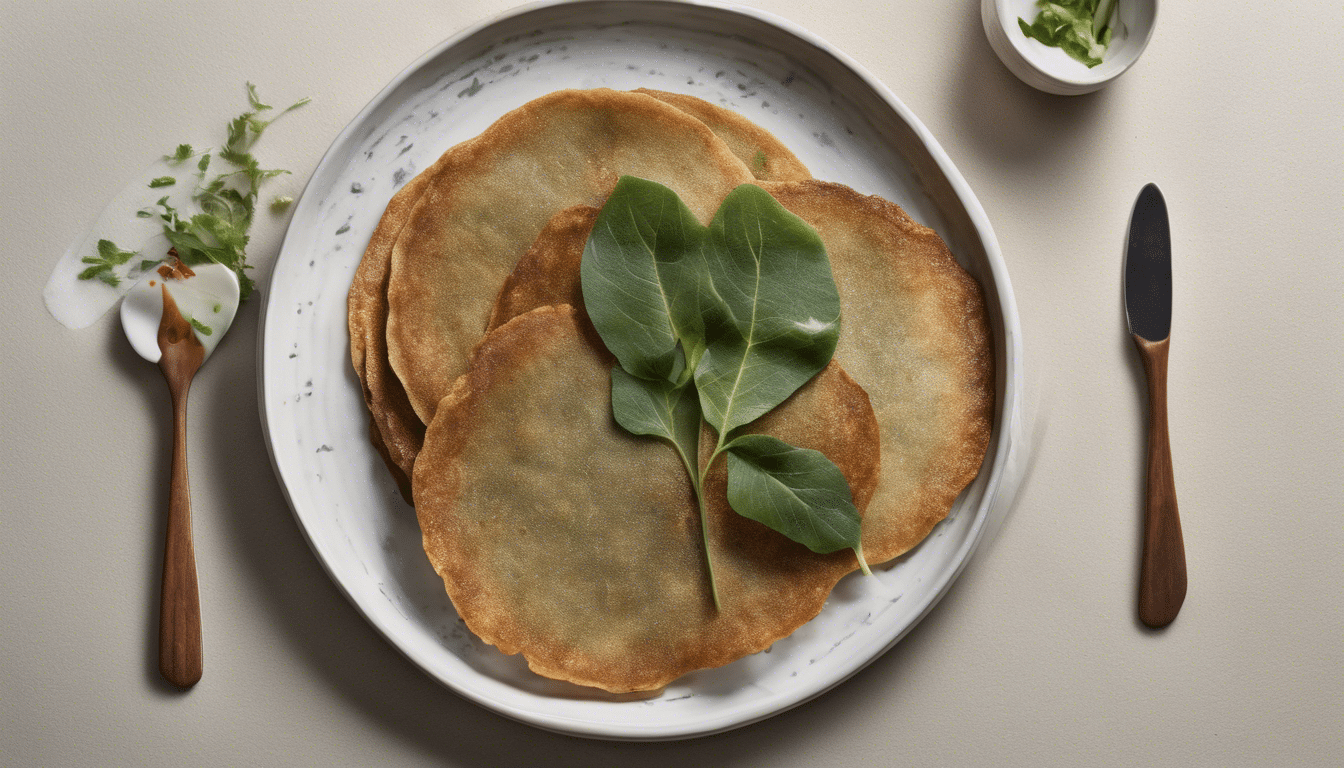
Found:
<box><xmin>635</xmin><ymin>88</ymin><xmax>811</xmax><ymax>182</ymax></box>
<box><xmin>347</xmin><ymin>170</ymin><xmax>435</xmax><ymax>499</ymax></box>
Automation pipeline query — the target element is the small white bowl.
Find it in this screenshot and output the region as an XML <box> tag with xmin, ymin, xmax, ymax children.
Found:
<box><xmin>982</xmin><ymin>0</ymin><xmax>1157</xmax><ymax>95</ymax></box>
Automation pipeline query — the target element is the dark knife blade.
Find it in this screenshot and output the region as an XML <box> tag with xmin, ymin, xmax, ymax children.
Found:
<box><xmin>1125</xmin><ymin>183</ymin><xmax>1172</xmax><ymax>341</ymax></box>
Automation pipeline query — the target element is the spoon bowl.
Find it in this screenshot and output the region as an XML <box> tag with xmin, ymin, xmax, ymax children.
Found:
<box><xmin>121</xmin><ymin>263</ymin><xmax>240</xmax><ymax>364</ymax></box>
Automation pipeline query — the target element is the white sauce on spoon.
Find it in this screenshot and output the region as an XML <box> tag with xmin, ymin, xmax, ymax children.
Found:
<box><xmin>121</xmin><ymin>263</ymin><xmax>239</xmax><ymax>363</ymax></box>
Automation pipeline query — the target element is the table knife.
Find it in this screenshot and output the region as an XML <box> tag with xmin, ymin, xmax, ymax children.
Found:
<box><xmin>1125</xmin><ymin>183</ymin><xmax>1187</xmax><ymax>628</ymax></box>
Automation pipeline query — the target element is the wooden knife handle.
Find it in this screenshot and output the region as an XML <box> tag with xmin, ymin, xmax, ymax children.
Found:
<box><xmin>1133</xmin><ymin>335</ymin><xmax>1187</xmax><ymax>628</ymax></box>
<box><xmin>160</xmin><ymin>370</ymin><xmax>203</xmax><ymax>688</ymax></box>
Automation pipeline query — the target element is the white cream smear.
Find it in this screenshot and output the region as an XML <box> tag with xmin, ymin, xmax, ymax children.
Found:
<box><xmin>43</xmin><ymin>157</ymin><xmax>196</xmax><ymax>329</ymax></box>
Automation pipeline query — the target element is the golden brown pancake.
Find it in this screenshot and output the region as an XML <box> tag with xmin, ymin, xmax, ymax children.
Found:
<box><xmin>384</xmin><ymin>89</ymin><xmax>756</xmax><ymax>423</ymax></box>
<box><xmin>475</xmin><ymin>180</ymin><xmax>993</xmax><ymax>566</ymax></box>
<box><xmin>759</xmin><ymin>180</ymin><xmax>994</xmax><ymax>564</ymax></box>
<box><xmin>634</xmin><ymin>89</ymin><xmax>811</xmax><ymax>182</ymax></box>
<box><xmin>413</xmin><ymin>305</ymin><xmax>878</xmax><ymax>692</ymax></box>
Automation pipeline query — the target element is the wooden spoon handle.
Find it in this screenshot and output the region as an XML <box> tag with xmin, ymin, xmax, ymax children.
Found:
<box><xmin>1133</xmin><ymin>335</ymin><xmax>1187</xmax><ymax>628</ymax></box>
<box><xmin>160</xmin><ymin>375</ymin><xmax>202</xmax><ymax>687</ymax></box>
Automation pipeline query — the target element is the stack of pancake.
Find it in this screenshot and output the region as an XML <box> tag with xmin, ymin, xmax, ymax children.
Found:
<box><xmin>348</xmin><ymin>89</ymin><xmax>993</xmax><ymax>693</ymax></box>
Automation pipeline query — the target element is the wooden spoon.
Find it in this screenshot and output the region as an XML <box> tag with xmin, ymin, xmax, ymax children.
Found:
<box><xmin>120</xmin><ymin>260</ymin><xmax>239</xmax><ymax>688</ymax></box>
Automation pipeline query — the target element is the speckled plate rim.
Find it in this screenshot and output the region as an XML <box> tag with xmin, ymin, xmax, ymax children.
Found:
<box><xmin>258</xmin><ymin>0</ymin><xmax>1024</xmax><ymax>741</ymax></box>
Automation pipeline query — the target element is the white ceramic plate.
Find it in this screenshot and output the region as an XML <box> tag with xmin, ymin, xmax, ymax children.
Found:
<box><xmin>259</xmin><ymin>0</ymin><xmax>1023</xmax><ymax>741</ymax></box>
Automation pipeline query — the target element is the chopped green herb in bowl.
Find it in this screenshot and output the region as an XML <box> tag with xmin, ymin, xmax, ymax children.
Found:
<box><xmin>1018</xmin><ymin>0</ymin><xmax>1119</xmax><ymax>68</ymax></box>
<box><xmin>981</xmin><ymin>0</ymin><xmax>1158</xmax><ymax>95</ymax></box>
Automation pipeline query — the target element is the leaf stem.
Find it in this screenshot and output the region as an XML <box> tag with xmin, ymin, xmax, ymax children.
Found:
<box><xmin>692</xmin><ymin>470</ymin><xmax>721</xmax><ymax>611</ymax></box>
<box><xmin>666</xmin><ymin>425</ymin><xmax>722</xmax><ymax>611</ymax></box>
<box><xmin>854</xmin><ymin>541</ymin><xmax>873</xmax><ymax>577</ymax></box>
<box><xmin>690</xmin><ymin>437</ymin><xmax>737</xmax><ymax>609</ymax></box>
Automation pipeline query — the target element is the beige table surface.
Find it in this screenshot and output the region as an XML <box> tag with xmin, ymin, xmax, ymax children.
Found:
<box><xmin>4</xmin><ymin>1</ymin><xmax>1342</xmax><ymax>764</ymax></box>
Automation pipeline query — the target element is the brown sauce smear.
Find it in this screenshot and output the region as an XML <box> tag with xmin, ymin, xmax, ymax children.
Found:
<box><xmin>157</xmin><ymin>284</ymin><xmax>202</xmax><ymax>352</ymax></box>
<box><xmin>157</xmin><ymin>247</ymin><xmax>196</xmax><ymax>281</ymax></box>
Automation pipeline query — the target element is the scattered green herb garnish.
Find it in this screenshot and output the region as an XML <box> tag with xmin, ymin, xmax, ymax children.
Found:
<box><xmin>78</xmin><ymin>83</ymin><xmax>308</xmax><ymax>300</ymax></box>
<box><xmin>79</xmin><ymin>239</ymin><xmax>138</xmax><ymax>287</ymax></box>
<box><xmin>582</xmin><ymin>177</ymin><xmax>871</xmax><ymax>608</ymax></box>
<box><xmin>189</xmin><ymin>317</ymin><xmax>213</xmax><ymax>336</ymax></box>
<box><xmin>1019</xmin><ymin>0</ymin><xmax>1119</xmax><ymax>68</ymax></box>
